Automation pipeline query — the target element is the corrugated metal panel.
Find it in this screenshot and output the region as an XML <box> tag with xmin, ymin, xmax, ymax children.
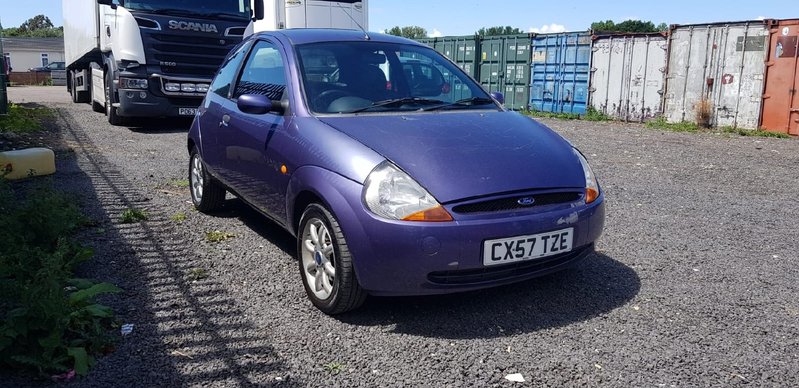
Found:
<box><xmin>530</xmin><ymin>32</ymin><xmax>591</xmax><ymax>114</ymax></box>
<box><xmin>664</xmin><ymin>21</ymin><xmax>769</xmax><ymax>129</ymax></box>
<box><xmin>590</xmin><ymin>33</ymin><xmax>667</xmax><ymax>121</ymax></box>
<box><xmin>479</xmin><ymin>34</ymin><xmax>531</xmax><ymax>110</ymax></box>
<box><xmin>760</xmin><ymin>19</ymin><xmax>799</xmax><ymax>136</ymax></box>
<box><xmin>435</xmin><ymin>36</ymin><xmax>479</xmax><ymax>78</ymax></box>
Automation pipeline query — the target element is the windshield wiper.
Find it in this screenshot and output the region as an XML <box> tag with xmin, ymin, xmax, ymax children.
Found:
<box><xmin>421</xmin><ymin>97</ymin><xmax>497</xmax><ymax>111</ymax></box>
<box><xmin>196</xmin><ymin>12</ymin><xmax>249</xmax><ymax>21</ymax></box>
<box><xmin>347</xmin><ymin>97</ymin><xmax>446</xmax><ymax>113</ymax></box>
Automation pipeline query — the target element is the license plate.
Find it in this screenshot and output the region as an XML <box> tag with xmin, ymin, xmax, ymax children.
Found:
<box><xmin>483</xmin><ymin>228</ymin><xmax>573</xmax><ymax>266</ymax></box>
<box><xmin>178</xmin><ymin>108</ymin><xmax>197</xmax><ymax>116</ymax></box>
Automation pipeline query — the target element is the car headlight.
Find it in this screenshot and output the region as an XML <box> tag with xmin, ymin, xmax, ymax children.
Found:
<box><xmin>574</xmin><ymin>149</ymin><xmax>600</xmax><ymax>204</ymax></box>
<box><xmin>363</xmin><ymin>161</ymin><xmax>452</xmax><ymax>222</ymax></box>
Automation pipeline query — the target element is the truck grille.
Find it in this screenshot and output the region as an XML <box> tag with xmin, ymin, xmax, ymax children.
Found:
<box><xmin>146</xmin><ymin>33</ymin><xmax>237</xmax><ymax>77</ymax></box>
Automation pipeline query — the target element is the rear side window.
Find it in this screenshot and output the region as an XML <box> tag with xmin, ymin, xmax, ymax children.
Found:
<box><xmin>234</xmin><ymin>40</ymin><xmax>287</xmax><ymax>101</ymax></box>
<box><xmin>211</xmin><ymin>41</ymin><xmax>253</xmax><ymax>99</ymax></box>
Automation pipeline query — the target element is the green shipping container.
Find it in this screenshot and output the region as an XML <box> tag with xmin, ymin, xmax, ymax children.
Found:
<box><xmin>479</xmin><ymin>33</ymin><xmax>532</xmax><ymax>110</ymax></box>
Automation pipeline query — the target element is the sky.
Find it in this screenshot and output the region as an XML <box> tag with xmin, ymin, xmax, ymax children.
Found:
<box><xmin>0</xmin><ymin>0</ymin><xmax>796</xmax><ymax>36</ymax></box>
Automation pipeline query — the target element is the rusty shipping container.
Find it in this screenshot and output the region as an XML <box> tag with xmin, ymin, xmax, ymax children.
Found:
<box><xmin>664</xmin><ymin>21</ymin><xmax>769</xmax><ymax>129</ymax></box>
<box><xmin>590</xmin><ymin>33</ymin><xmax>668</xmax><ymax>121</ymax></box>
<box><xmin>760</xmin><ymin>19</ymin><xmax>799</xmax><ymax>136</ymax></box>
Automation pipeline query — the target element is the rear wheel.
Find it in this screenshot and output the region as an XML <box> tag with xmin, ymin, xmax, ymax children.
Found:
<box><xmin>189</xmin><ymin>147</ymin><xmax>226</xmax><ymax>213</ymax></box>
<box><xmin>298</xmin><ymin>204</ymin><xmax>366</xmax><ymax>314</ymax></box>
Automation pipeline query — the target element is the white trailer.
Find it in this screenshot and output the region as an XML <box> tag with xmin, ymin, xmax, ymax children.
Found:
<box><xmin>63</xmin><ymin>0</ymin><xmax>368</xmax><ymax>126</ymax></box>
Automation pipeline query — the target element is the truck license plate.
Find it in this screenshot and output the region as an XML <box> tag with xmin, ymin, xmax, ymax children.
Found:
<box><xmin>179</xmin><ymin>108</ymin><xmax>197</xmax><ymax>116</ymax></box>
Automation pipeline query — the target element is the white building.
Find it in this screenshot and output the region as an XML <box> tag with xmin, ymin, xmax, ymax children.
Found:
<box><xmin>1</xmin><ymin>37</ymin><xmax>65</xmax><ymax>72</ymax></box>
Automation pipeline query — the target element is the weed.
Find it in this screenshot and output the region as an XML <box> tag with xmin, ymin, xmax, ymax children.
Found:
<box><xmin>695</xmin><ymin>99</ymin><xmax>713</xmax><ymax>128</ymax></box>
<box><xmin>0</xmin><ymin>103</ymin><xmax>53</xmax><ymax>134</ymax></box>
<box><xmin>583</xmin><ymin>107</ymin><xmax>612</xmax><ymax>122</ymax></box>
<box><xmin>170</xmin><ymin>179</ymin><xmax>190</xmax><ymax>188</ymax></box>
<box><xmin>171</xmin><ymin>212</ymin><xmax>187</xmax><ymax>222</ymax></box>
<box><xmin>719</xmin><ymin>126</ymin><xmax>791</xmax><ymax>139</ymax></box>
<box><xmin>0</xmin><ymin>180</ymin><xmax>119</xmax><ymax>377</ymax></box>
<box><xmin>187</xmin><ymin>268</ymin><xmax>209</xmax><ymax>281</ymax></box>
<box><xmin>324</xmin><ymin>362</ymin><xmax>346</xmax><ymax>375</ymax></box>
<box><xmin>120</xmin><ymin>208</ymin><xmax>148</xmax><ymax>224</ymax></box>
<box><xmin>524</xmin><ymin>109</ymin><xmax>581</xmax><ymax>120</ymax></box>
<box><xmin>206</xmin><ymin>230</ymin><xmax>235</xmax><ymax>243</ymax></box>
<box><xmin>645</xmin><ymin>116</ymin><xmax>700</xmax><ymax>132</ymax></box>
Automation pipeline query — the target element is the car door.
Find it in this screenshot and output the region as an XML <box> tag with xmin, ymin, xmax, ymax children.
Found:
<box><xmin>218</xmin><ymin>39</ymin><xmax>293</xmax><ymax>224</ymax></box>
<box><xmin>199</xmin><ymin>41</ymin><xmax>253</xmax><ymax>181</ymax></box>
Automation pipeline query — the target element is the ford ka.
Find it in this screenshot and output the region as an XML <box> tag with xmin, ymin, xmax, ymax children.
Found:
<box><xmin>187</xmin><ymin>29</ymin><xmax>605</xmax><ymax>314</ymax></box>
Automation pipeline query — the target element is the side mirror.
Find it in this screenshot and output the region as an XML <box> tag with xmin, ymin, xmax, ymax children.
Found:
<box><xmin>490</xmin><ymin>92</ymin><xmax>505</xmax><ymax>105</ymax></box>
<box><xmin>237</xmin><ymin>94</ymin><xmax>284</xmax><ymax>115</ymax></box>
<box><xmin>252</xmin><ymin>0</ymin><xmax>265</xmax><ymax>21</ymax></box>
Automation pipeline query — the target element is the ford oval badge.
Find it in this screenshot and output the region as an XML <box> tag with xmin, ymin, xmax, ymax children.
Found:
<box><xmin>517</xmin><ymin>197</ymin><xmax>536</xmax><ymax>206</ymax></box>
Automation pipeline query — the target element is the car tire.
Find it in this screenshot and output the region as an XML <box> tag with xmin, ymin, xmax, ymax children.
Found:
<box><xmin>298</xmin><ymin>204</ymin><xmax>367</xmax><ymax>314</ymax></box>
<box><xmin>105</xmin><ymin>71</ymin><xmax>125</xmax><ymax>126</ymax></box>
<box><xmin>189</xmin><ymin>147</ymin><xmax>226</xmax><ymax>213</ymax></box>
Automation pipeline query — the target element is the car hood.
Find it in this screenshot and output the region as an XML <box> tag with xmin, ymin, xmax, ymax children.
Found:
<box><xmin>317</xmin><ymin>111</ymin><xmax>585</xmax><ymax>203</ymax></box>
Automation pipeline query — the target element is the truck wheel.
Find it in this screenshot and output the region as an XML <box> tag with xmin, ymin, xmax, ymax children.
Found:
<box><xmin>298</xmin><ymin>204</ymin><xmax>367</xmax><ymax>315</ymax></box>
<box><xmin>105</xmin><ymin>71</ymin><xmax>125</xmax><ymax>126</ymax></box>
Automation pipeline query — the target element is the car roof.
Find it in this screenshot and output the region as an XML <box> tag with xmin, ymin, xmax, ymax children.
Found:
<box><xmin>251</xmin><ymin>28</ymin><xmax>425</xmax><ymax>47</ymax></box>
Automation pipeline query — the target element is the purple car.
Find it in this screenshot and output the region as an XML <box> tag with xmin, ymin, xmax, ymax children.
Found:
<box><xmin>187</xmin><ymin>29</ymin><xmax>605</xmax><ymax>314</ymax></box>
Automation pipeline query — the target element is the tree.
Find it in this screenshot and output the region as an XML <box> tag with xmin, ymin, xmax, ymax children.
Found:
<box><xmin>590</xmin><ymin>19</ymin><xmax>665</xmax><ymax>33</ymax></box>
<box><xmin>476</xmin><ymin>26</ymin><xmax>523</xmax><ymax>36</ymax></box>
<box><xmin>19</xmin><ymin>15</ymin><xmax>54</xmax><ymax>33</ymax></box>
<box><xmin>386</xmin><ymin>26</ymin><xmax>428</xmax><ymax>39</ymax></box>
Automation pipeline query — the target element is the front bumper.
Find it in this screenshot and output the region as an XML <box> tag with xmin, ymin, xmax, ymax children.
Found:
<box><xmin>116</xmin><ymin>88</ymin><xmax>202</xmax><ymax>118</ymax></box>
<box><xmin>330</xmin><ymin>178</ymin><xmax>606</xmax><ymax>296</ymax></box>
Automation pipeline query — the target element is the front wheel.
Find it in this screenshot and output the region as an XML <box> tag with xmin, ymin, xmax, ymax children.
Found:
<box><xmin>105</xmin><ymin>71</ymin><xmax>125</xmax><ymax>126</ymax></box>
<box><xmin>298</xmin><ymin>204</ymin><xmax>366</xmax><ymax>314</ymax></box>
<box><xmin>189</xmin><ymin>147</ymin><xmax>226</xmax><ymax>213</ymax></box>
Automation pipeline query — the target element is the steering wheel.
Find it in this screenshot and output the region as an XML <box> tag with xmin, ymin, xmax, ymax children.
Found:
<box><xmin>313</xmin><ymin>90</ymin><xmax>351</xmax><ymax>111</ymax></box>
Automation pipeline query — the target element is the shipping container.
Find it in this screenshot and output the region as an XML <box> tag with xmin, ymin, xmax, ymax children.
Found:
<box><xmin>590</xmin><ymin>33</ymin><xmax>667</xmax><ymax>121</ymax></box>
<box><xmin>530</xmin><ymin>31</ymin><xmax>592</xmax><ymax>114</ymax></box>
<box><xmin>433</xmin><ymin>35</ymin><xmax>479</xmax><ymax>78</ymax></box>
<box><xmin>479</xmin><ymin>34</ymin><xmax>532</xmax><ymax>110</ymax></box>
<box><xmin>664</xmin><ymin>21</ymin><xmax>769</xmax><ymax>129</ymax></box>
<box><xmin>760</xmin><ymin>19</ymin><xmax>799</xmax><ymax>136</ymax></box>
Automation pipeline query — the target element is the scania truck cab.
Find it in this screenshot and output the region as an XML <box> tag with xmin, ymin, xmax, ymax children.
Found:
<box><xmin>64</xmin><ymin>0</ymin><xmax>368</xmax><ymax>125</ymax></box>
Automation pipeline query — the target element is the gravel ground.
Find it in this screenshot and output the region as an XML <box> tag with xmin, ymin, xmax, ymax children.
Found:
<box><xmin>4</xmin><ymin>86</ymin><xmax>798</xmax><ymax>387</ymax></box>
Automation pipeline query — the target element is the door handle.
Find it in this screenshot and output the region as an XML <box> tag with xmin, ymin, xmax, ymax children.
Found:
<box><xmin>220</xmin><ymin>114</ymin><xmax>230</xmax><ymax>127</ymax></box>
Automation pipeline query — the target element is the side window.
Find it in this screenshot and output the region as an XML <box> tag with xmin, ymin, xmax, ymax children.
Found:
<box><xmin>211</xmin><ymin>41</ymin><xmax>253</xmax><ymax>99</ymax></box>
<box><xmin>234</xmin><ymin>40</ymin><xmax>287</xmax><ymax>101</ymax></box>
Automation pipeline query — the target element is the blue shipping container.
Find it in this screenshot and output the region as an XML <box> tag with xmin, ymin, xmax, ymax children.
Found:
<box><xmin>530</xmin><ymin>32</ymin><xmax>592</xmax><ymax>114</ymax></box>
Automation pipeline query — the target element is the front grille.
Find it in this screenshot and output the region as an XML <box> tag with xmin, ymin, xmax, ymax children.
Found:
<box><xmin>427</xmin><ymin>244</ymin><xmax>591</xmax><ymax>285</ymax></box>
<box><xmin>145</xmin><ymin>32</ymin><xmax>237</xmax><ymax>77</ymax></box>
<box><xmin>452</xmin><ymin>192</ymin><xmax>582</xmax><ymax>214</ymax></box>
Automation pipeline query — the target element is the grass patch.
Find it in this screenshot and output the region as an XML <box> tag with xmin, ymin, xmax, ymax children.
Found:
<box><xmin>206</xmin><ymin>230</ymin><xmax>235</xmax><ymax>243</ymax></box>
<box><xmin>120</xmin><ymin>208</ymin><xmax>148</xmax><ymax>224</ymax></box>
<box><xmin>0</xmin><ymin>179</ymin><xmax>119</xmax><ymax>377</ymax></box>
<box><xmin>323</xmin><ymin>362</ymin><xmax>346</xmax><ymax>375</ymax></box>
<box><xmin>645</xmin><ymin>117</ymin><xmax>700</xmax><ymax>132</ymax></box>
<box><xmin>719</xmin><ymin>126</ymin><xmax>791</xmax><ymax>139</ymax></box>
<box><xmin>0</xmin><ymin>103</ymin><xmax>54</xmax><ymax>134</ymax></box>
<box><xmin>524</xmin><ymin>107</ymin><xmax>611</xmax><ymax>121</ymax></box>
<box><xmin>170</xmin><ymin>179</ymin><xmax>190</xmax><ymax>188</ymax></box>
<box><xmin>187</xmin><ymin>268</ymin><xmax>209</xmax><ymax>281</ymax></box>
<box><xmin>171</xmin><ymin>212</ymin><xmax>187</xmax><ymax>223</ymax></box>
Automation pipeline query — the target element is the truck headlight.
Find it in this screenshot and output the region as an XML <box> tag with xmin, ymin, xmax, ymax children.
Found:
<box><xmin>119</xmin><ymin>77</ymin><xmax>148</xmax><ymax>89</ymax></box>
<box><xmin>363</xmin><ymin>161</ymin><xmax>452</xmax><ymax>222</ymax></box>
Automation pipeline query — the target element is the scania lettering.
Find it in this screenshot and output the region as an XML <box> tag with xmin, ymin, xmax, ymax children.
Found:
<box><xmin>63</xmin><ymin>0</ymin><xmax>368</xmax><ymax>126</ymax></box>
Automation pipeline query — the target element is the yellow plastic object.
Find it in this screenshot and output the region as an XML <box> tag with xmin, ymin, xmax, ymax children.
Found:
<box><xmin>0</xmin><ymin>148</ymin><xmax>56</xmax><ymax>180</ymax></box>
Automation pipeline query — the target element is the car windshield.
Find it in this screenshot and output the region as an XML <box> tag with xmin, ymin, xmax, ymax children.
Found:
<box><xmin>296</xmin><ymin>41</ymin><xmax>497</xmax><ymax>114</ymax></box>
<box><xmin>121</xmin><ymin>0</ymin><xmax>251</xmax><ymax>20</ymax></box>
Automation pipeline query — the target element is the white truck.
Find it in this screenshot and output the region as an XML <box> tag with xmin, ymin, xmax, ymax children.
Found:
<box><xmin>63</xmin><ymin>0</ymin><xmax>368</xmax><ymax>125</ymax></box>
